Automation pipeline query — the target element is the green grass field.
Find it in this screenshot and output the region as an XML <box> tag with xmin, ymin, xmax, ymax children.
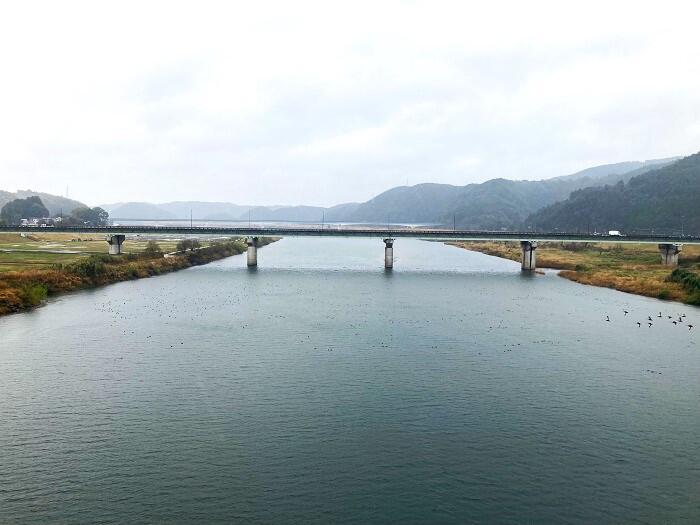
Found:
<box><xmin>0</xmin><ymin>233</ymin><xmax>223</xmax><ymax>272</ymax></box>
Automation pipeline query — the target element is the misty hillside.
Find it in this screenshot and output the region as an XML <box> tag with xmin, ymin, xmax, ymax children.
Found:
<box><xmin>328</xmin><ymin>157</ymin><xmax>678</xmax><ymax>227</ymax></box>
<box><xmin>548</xmin><ymin>158</ymin><xmax>679</xmax><ymax>182</ymax></box>
<box><xmin>103</xmin><ymin>202</ymin><xmax>176</xmax><ymax>220</ymax></box>
<box><xmin>102</xmin><ymin>201</ymin><xmax>253</xmax><ymax>220</ymax></box>
<box><xmin>246</xmin><ymin>205</ymin><xmax>326</xmax><ymax>222</ymax></box>
<box><xmin>526</xmin><ymin>152</ymin><xmax>700</xmax><ymax>234</ymax></box>
<box><xmin>161</xmin><ymin>202</ymin><xmax>252</xmax><ymax>221</ymax></box>
<box><xmin>97</xmin><ymin>157</ymin><xmax>678</xmax><ymax>227</ymax></box>
<box><xmin>0</xmin><ymin>190</ymin><xmax>86</xmax><ymax>217</ymax></box>
<box><xmin>327</xmin><ymin>184</ymin><xmax>461</xmax><ymax>224</ymax></box>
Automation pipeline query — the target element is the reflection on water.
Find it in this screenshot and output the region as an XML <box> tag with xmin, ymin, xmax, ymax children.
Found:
<box><xmin>1</xmin><ymin>238</ymin><xmax>699</xmax><ymax>524</ymax></box>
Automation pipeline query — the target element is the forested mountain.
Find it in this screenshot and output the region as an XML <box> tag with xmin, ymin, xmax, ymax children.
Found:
<box><xmin>0</xmin><ymin>190</ymin><xmax>86</xmax><ymax>217</ymax></box>
<box><xmin>327</xmin><ymin>183</ymin><xmax>461</xmax><ymax>223</ymax></box>
<box><xmin>526</xmin><ymin>152</ymin><xmax>700</xmax><ymax>234</ymax></box>
<box><xmin>97</xmin><ymin>156</ymin><xmax>679</xmax><ymax>227</ymax></box>
<box><xmin>0</xmin><ymin>196</ymin><xmax>50</xmax><ymax>224</ymax></box>
<box><xmin>327</xmin><ymin>158</ymin><xmax>678</xmax><ymax>227</ymax></box>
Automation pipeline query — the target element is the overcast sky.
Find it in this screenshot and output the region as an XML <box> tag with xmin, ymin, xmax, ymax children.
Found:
<box><xmin>1</xmin><ymin>1</ymin><xmax>699</xmax><ymax>207</ymax></box>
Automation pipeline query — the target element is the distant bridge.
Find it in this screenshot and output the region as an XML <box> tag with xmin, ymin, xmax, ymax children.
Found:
<box><xmin>1</xmin><ymin>225</ymin><xmax>697</xmax><ymax>270</ymax></box>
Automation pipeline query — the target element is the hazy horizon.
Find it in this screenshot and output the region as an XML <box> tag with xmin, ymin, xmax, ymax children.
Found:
<box><xmin>1</xmin><ymin>1</ymin><xmax>699</xmax><ymax>207</ymax></box>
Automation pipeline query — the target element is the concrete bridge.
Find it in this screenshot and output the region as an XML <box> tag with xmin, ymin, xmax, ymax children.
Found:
<box><xmin>1</xmin><ymin>225</ymin><xmax>697</xmax><ymax>270</ymax></box>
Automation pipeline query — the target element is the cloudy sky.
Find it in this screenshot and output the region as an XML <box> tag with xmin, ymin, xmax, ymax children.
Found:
<box><xmin>1</xmin><ymin>1</ymin><xmax>699</xmax><ymax>207</ymax></box>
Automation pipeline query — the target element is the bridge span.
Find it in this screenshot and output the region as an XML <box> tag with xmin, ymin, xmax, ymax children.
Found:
<box><xmin>1</xmin><ymin>225</ymin><xmax>697</xmax><ymax>270</ymax></box>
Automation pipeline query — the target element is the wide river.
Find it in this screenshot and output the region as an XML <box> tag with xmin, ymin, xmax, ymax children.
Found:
<box><xmin>2</xmin><ymin>238</ymin><xmax>699</xmax><ymax>524</ymax></box>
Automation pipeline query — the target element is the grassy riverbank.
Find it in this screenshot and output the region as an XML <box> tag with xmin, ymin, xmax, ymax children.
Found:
<box><xmin>451</xmin><ymin>241</ymin><xmax>700</xmax><ymax>305</ymax></box>
<box><xmin>0</xmin><ymin>233</ymin><xmax>216</xmax><ymax>271</ymax></box>
<box><xmin>0</xmin><ymin>237</ymin><xmax>275</xmax><ymax>315</ymax></box>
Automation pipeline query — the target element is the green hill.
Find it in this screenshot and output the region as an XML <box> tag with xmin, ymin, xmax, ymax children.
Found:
<box><xmin>526</xmin><ymin>152</ymin><xmax>700</xmax><ymax>234</ymax></box>
<box><xmin>327</xmin><ymin>158</ymin><xmax>678</xmax><ymax>228</ymax></box>
<box><xmin>0</xmin><ymin>190</ymin><xmax>86</xmax><ymax>217</ymax></box>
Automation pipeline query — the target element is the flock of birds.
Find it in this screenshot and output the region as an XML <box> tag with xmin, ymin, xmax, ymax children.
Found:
<box><xmin>605</xmin><ymin>310</ymin><xmax>694</xmax><ymax>330</ymax></box>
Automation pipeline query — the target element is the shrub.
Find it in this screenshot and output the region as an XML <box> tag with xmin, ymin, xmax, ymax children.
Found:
<box><xmin>561</xmin><ymin>242</ymin><xmax>590</xmax><ymax>252</ymax></box>
<box><xmin>667</xmin><ymin>268</ymin><xmax>700</xmax><ymax>292</ymax></box>
<box><xmin>67</xmin><ymin>256</ymin><xmax>106</xmax><ymax>278</ymax></box>
<box><xmin>176</xmin><ymin>239</ymin><xmax>201</xmax><ymax>252</ymax></box>
<box><xmin>657</xmin><ymin>289</ymin><xmax>671</xmax><ymax>300</ymax></box>
<box><xmin>143</xmin><ymin>240</ymin><xmax>163</xmax><ymax>257</ymax></box>
<box><xmin>19</xmin><ymin>283</ymin><xmax>48</xmax><ymax>306</ymax></box>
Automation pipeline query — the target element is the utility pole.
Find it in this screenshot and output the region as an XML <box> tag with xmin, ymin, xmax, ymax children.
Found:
<box><xmin>248</xmin><ymin>210</ymin><xmax>251</xmax><ymax>228</ymax></box>
<box><xmin>190</xmin><ymin>209</ymin><xmax>193</xmax><ymax>228</ymax></box>
<box><xmin>453</xmin><ymin>214</ymin><xmax>456</xmax><ymax>232</ymax></box>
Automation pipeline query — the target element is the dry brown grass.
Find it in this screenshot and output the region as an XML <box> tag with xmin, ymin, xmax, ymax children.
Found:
<box><xmin>452</xmin><ymin>241</ymin><xmax>700</xmax><ymax>304</ymax></box>
<box><xmin>0</xmin><ymin>238</ymin><xmax>270</xmax><ymax>316</ymax></box>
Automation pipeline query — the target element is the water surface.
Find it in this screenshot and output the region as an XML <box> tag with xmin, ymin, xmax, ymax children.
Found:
<box><xmin>2</xmin><ymin>238</ymin><xmax>699</xmax><ymax>523</ymax></box>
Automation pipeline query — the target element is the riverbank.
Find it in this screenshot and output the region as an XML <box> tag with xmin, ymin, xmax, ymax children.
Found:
<box><xmin>450</xmin><ymin>241</ymin><xmax>700</xmax><ymax>305</ymax></box>
<box><xmin>0</xmin><ymin>238</ymin><xmax>275</xmax><ymax>315</ymax></box>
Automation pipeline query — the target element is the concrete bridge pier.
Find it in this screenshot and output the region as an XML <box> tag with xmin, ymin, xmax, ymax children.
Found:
<box><xmin>246</xmin><ymin>237</ymin><xmax>259</xmax><ymax>267</ymax></box>
<box><xmin>520</xmin><ymin>241</ymin><xmax>538</xmax><ymax>271</ymax></box>
<box><xmin>658</xmin><ymin>243</ymin><xmax>682</xmax><ymax>266</ymax></box>
<box><xmin>384</xmin><ymin>238</ymin><xmax>394</xmax><ymax>269</ymax></box>
<box><xmin>106</xmin><ymin>234</ymin><xmax>125</xmax><ymax>255</ymax></box>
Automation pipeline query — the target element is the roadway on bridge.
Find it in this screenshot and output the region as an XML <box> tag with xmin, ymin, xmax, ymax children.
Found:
<box><xmin>1</xmin><ymin>225</ymin><xmax>698</xmax><ymax>244</ymax></box>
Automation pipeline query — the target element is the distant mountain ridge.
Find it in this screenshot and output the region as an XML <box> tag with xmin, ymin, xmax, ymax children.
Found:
<box><xmin>101</xmin><ymin>200</ymin><xmax>359</xmax><ymax>222</ymax></box>
<box><xmin>548</xmin><ymin>158</ymin><xmax>678</xmax><ymax>182</ymax></box>
<box><xmin>98</xmin><ymin>156</ymin><xmax>681</xmax><ymax>228</ymax></box>
<box><xmin>101</xmin><ymin>201</ymin><xmax>253</xmax><ymax>221</ymax></box>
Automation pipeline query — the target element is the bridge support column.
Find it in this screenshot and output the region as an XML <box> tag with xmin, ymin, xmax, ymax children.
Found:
<box><xmin>520</xmin><ymin>241</ymin><xmax>537</xmax><ymax>271</ymax></box>
<box><xmin>384</xmin><ymin>238</ymin><xmax>394</xmax><ymax>269</ymax></box>
<box><xmin>658</xmin><ymin>243</ymin><xmax>682</xmax><ymax>266</ymax></box>
<box><xmin>246</xmin><ymin>237</ymin><xmax>259</xmax><ymax>267</ymax></box>
<box><xmin>106</xmin><ymin>234</ymin><xmax>125</xmax><ymax>255</ymax></box>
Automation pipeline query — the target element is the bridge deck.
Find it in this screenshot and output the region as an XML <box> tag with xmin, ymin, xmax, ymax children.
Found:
<box><xmin>1</xmin><ymin>226</ymin><xmax>698</xmax><ymax>244</ymax></box>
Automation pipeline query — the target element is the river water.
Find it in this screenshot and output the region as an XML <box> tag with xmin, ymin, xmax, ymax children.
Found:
<box><xmin>2</xmin><ymin>238</ymin><xmax>699</xmax><ymax>524</ymax></box>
